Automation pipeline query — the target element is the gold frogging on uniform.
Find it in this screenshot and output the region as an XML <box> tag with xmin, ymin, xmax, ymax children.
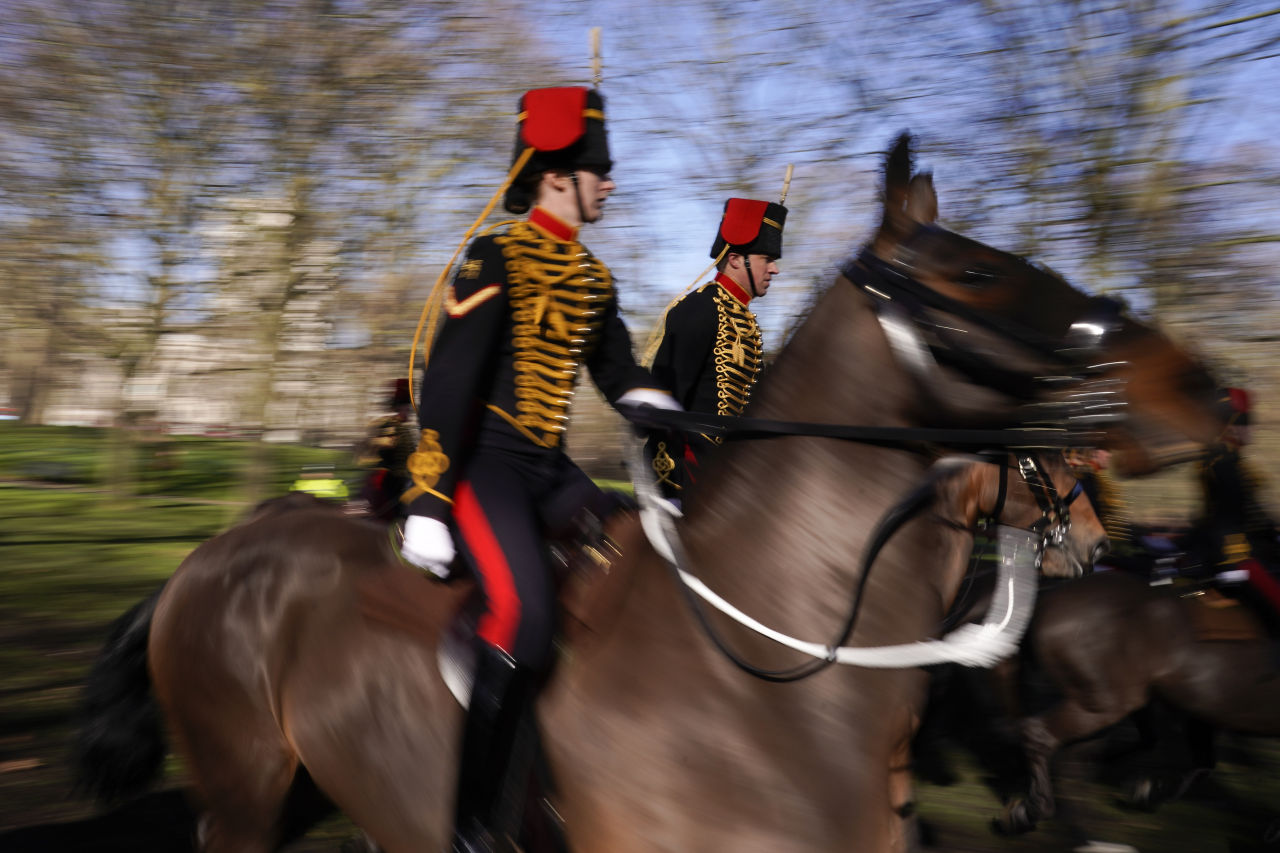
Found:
<box><xmin>405</xmin><ymin>429</ymin><xmax>452</xmax><ymax>504</ymax></box>
<box><xmin>711</xmin><ymin>287</ymin><xmax>763</xmax><ymax>438</ymax></box>
<box><xmin>486</xmin><ymin>221</ymin><xmax>613</xmax><ymax>448</ymax></box>
<box><xmin>651</xmin><ymin>441</ymin><xmax>679</xmax><ymax>490</ymax></box>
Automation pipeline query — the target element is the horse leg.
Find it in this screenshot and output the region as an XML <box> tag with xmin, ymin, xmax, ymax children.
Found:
<box><xmin>1021</xmin><ymin>715</ymin><xmax>1060</xmax><ymax>824</ymax></box>
<box><xmin>1163</xmin><ymin>716</ymin><xmax>1216</xmax><ymax>802</ymax></box>
<box><xmin>165</xmin><ymin>702</ymin><xmax>300</xmax><ymax>853</ymax></box>
<box><xmin>889</xmin><ymin>727</ymin><xmax>922</xmax><ymax>852</ymax></box>
<box><xmin>1001</xmin><ymin>699</ymin><xmax>1126</xmax><ymax>834</ymax></box>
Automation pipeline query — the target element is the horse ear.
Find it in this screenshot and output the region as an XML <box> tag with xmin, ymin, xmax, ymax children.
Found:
<box><xmin>886</xmin><ymin>132</ymin><xmax>914</xmax><ymax>191</ymax></box>
<box><xmin>875</xmin><ymin>131</ymin><xmax>915</xmax><ymax>251</ymax></box>
<box><xmin>906</xmin><ymin>172</ymin><xmax>937</xmax><ymax>225</ymax></box>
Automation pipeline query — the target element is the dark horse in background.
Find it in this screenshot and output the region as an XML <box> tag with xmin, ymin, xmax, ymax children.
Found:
<box><xmin>995</xmin><ymin>570</ymin><xmax>1280</xmax><ymax>841</ymax></box>
<box><xmin>76</xmin><ymin>133</ymin><xmax>1229</xmax><ymax>852</ymax></box>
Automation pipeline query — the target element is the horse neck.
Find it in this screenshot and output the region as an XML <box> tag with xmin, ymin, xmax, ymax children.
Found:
<box><xmin>677</xmin><ymin>276</ymin><xmax>972</xmax><ymax>649</ymax></box>
<box><xmin>755</xmin><ymin>276</ymin><xmax>916</xmax><ymax>428</ymax></box>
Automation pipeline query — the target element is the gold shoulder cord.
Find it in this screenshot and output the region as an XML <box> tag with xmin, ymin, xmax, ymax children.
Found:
<box><xmin>407</xmin><ymin>148</ymin><xmax>535</xmax><ymax>410</ymax></box>
<box><xmin>643</xmin><ymin>245</ymin><xmax>729</xmax><ymax>367</ymax></box>
<box><xmin>402</xmin><ymin>148</ymin><xmax>534</xmax><ymax>506</ymax></box>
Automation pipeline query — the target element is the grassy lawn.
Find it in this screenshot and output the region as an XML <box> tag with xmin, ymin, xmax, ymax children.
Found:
<box><xmin>1</xmin><ymin>425</ymin><xmax>1277</xmax><ymax>851</ymax></box>
<box><xmin>0</xmin><ymin>426</ymin><xmax>365</xmax><ymax>848</ymax></box>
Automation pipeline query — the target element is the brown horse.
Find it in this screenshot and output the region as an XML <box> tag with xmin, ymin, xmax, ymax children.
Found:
<box><xmin>998</xmin><ymin>570</ymin><xmax>1280</xmax><ymax>837</ymax></box>
<box><xmin>76</xmin><ymin>133</ymin><xmax>1225</xmax><ymax>852</ymax></box>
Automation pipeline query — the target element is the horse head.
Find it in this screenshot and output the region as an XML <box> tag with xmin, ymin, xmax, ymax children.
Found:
<box><xmin>938</xmin><ymin>451</ymin><xmax>1108</xmax><ymax>580</ymax></box>
<box><xmin>864</xmin><ymin>132</ymin><xmax>1228</xmax><ymax>475</ymax></box>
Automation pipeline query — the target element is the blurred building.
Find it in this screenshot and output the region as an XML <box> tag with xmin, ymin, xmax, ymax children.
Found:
<box><xmin>12</xmin><ymin>197</ymin><xmax>379</xmax><ymax>447</ymax></box>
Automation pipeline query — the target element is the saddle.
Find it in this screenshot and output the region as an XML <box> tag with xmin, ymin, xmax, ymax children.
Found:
<box><xmin>354</xmin><ymin>508</ymin><xmax>645</xmax><ymax>707</ymax></box>
<box><xmin>355</xmin><ymin>508</ymin><xmax>641</xmax><ymax>853</ymax></box>
<box><xmin>1180</xmin><ymin>586</ymin><xmax>1268</xmax><ymax>643</ymax></box>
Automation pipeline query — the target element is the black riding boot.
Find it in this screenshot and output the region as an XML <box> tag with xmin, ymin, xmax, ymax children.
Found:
<box><xmin>452</xmin><ymin>642</ymin><xmax>536</xmax><ymax>853</ymax></box>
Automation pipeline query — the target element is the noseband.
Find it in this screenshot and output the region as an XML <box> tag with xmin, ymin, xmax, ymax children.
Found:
<box><xmin>983</xmin><ymin>450</ymin><xmax>1083</xmax><ymax>570</ymax></box>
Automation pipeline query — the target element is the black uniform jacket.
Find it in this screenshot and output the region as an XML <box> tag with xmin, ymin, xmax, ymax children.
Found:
<box><xmin>1200</xmin><ymin>443</ymin><xmax>1279</xmax><ymax>567</ymax></box>
<box><xmin>405</xmin><ymin>208</ymin><xmax>655</xmax><ymax>521</ymax></box>
<box><xmin>646</xmin><ymin>272</ymin><xmax>763</xmax><ymax>494</ymax></box>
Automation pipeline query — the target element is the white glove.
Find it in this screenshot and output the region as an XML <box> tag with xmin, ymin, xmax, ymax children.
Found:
<box><xmin>617</xmin><ymin>388</ymin><xmax>682</xmax><ymax>411</ymax></box>
<box><xmin>401</xmin><ymin>515</ymin><xmax>456</xmax><ymax>579</ymax></box>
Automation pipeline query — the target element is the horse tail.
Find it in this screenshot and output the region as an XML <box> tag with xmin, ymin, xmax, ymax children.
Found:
<box><xmin>73</xmin><ymin>585</ymin><xmax>167</xmax><ymax>803</ymax></box>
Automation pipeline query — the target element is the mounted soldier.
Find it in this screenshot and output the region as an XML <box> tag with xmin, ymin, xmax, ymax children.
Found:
<box><xmin>397</xmin><ymin>85</ymin><xmax>677</xmax><ymax>852</ymax></box>
<box><xmin>646</xmin><ymin>195</ymin><xmax>787</xmax><ymax>501</ymax></box>
<box><xmin>1196</xmin><ymin>388</ymin><xmax>1280</xmax><ymax>632</ymax></box>
<box><xmin>355</xmin><ymin>377</ymin><xmax>417</xmax><ymax>521</ymax></box>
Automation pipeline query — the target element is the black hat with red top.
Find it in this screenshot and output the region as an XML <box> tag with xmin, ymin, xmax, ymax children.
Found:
<box><xmin>1221</xmin><ymin>387</ymin><xmax>1252</xmax><ymax>427</ymax></box>
<box><xmin>504</xmin><ymin>87</ymin><xmax>611</xmax><ymax>215</ymax></box>
<box><xmin>710</xmin><ymin>198</ymin><xmax>787</xmax><ymax>260</ymax></box>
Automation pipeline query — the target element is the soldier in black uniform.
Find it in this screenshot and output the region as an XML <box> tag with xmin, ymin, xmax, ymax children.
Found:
<box><xmin>397</xmin><ymin>86</ymin><xmax>676</xmax><ymax>853</ymax></box>
<box><xmin>1196</xmin><ymin>388</ymin><xmax>1280</xmax><ymax>629</ymax></box>
<box><xmin>355</xmin><ymin>378</ymin><xmax>417</xmax><ymax>521</ymax></box>
<box><xmin>646</xmin><ymin>197</ymin><xmax>786</xmax><ymax>500</ymax></box>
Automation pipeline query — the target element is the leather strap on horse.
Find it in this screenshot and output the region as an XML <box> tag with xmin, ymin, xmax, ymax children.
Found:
<box><xmin>844</xmin><ymin>249</ymin><xmax>1080</xmax><ymax>366</ymax></box>
<box><xmin>621</xmin><ymin>405</ymin><xmax>1090</xmax><ymax>450</ymax></box>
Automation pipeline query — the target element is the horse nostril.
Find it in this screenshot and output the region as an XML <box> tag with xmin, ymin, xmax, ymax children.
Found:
<box><xmin>1092</xmin><ymin>539</ymin><xmax>1110</xmax><ymax>565</ymax></box>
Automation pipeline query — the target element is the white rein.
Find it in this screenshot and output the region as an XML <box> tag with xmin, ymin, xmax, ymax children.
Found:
<box><xmin>628</xmin><ymin>442</ymin><xmax>1042</xmax><ymax>670</ymax></box>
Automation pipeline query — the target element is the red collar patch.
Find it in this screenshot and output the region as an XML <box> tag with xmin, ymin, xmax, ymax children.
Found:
<box><xmin>529</xmin><ymin>206</ymin><xmax>578</xmax><ymax>242</ymax></box>
<box><xmin>715</xmin><ymin>270</ymin><xmax>751</xmax><ymax>304</ymax></box>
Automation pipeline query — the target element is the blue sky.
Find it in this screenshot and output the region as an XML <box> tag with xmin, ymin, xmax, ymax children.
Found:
<box><xmin>501</xmin><ymin>1</ymin><xmax>1280</xmax><ymax>343</ymax></box>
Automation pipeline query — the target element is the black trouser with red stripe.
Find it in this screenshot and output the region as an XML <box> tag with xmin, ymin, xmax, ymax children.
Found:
<box><xmin>448</xmin><ymin>445</ymin><xmax>606</xmax><ymax>849</ymax></box>
<box><xmin>452</xmin><ymin>444</ymin><xmax>607</xmax><ymax>671</ymax></box>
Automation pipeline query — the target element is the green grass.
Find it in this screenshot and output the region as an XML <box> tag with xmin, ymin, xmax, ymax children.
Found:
<box><xmin>0</xmin><ymin>422</ymin><xmax>357</xmax><ymax>500</ymax></box>
<box><xmin>2</xmin><ymin>425</ymin><xmax>1277</xmax><ymax>850</ymax></box>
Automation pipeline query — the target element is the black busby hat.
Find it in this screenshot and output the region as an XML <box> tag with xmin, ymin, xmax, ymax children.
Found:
<box><xmin>1218</xmin><ymin>387</ymin><xmax>1252</xmax><ymax>427</ymax></box>
<box><xmin>504</xmin><ymin>87</ymin><xmax>612</xmax><ymax>215</ymax></box>
<box><xmin>709</xmin><ymin>198</ymin><xmax>787</xmax><ymax>260</ymax></box>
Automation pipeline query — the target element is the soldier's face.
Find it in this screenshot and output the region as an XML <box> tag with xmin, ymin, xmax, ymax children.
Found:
<box><xmin>746</xmin><ymin>254</ymin><xmax>780</xmax><ymax>298</ymax></box>
<box><xmin>576</xmin><ymin>168</ymin><xmax>615</xmax><ymax>222</ymax></box>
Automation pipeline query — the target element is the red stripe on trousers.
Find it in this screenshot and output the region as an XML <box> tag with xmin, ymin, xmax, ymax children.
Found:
<box><xmin>453</xmin><ymin>481</ymin><xmax>521</xmax><ymax>653</ymax></box>
<box><xmin>1244</xmin><ymin>559</ymin><xmax>1280</xmax><ymax>615</ymax></box>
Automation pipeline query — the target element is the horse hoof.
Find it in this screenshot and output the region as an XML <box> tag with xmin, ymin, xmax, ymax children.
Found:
<box><xmin>1073</xmin><ymin>841</ymin><xmax>1139</xmax><ymax>853</ymax></box>
<box><xmin>340</xmin><ymin>832</ymin><xmax>382</xmax><ymax>853</ymax></box>
<box><xmin>993</xmin><ymin>799</ymin><xmax>1036</xmax><ymax>835</ymax></box>
<box><xmin>1123</xmin><ymin>777</ymin><xmax>1157</xmax><ymax>811</ymax></box>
